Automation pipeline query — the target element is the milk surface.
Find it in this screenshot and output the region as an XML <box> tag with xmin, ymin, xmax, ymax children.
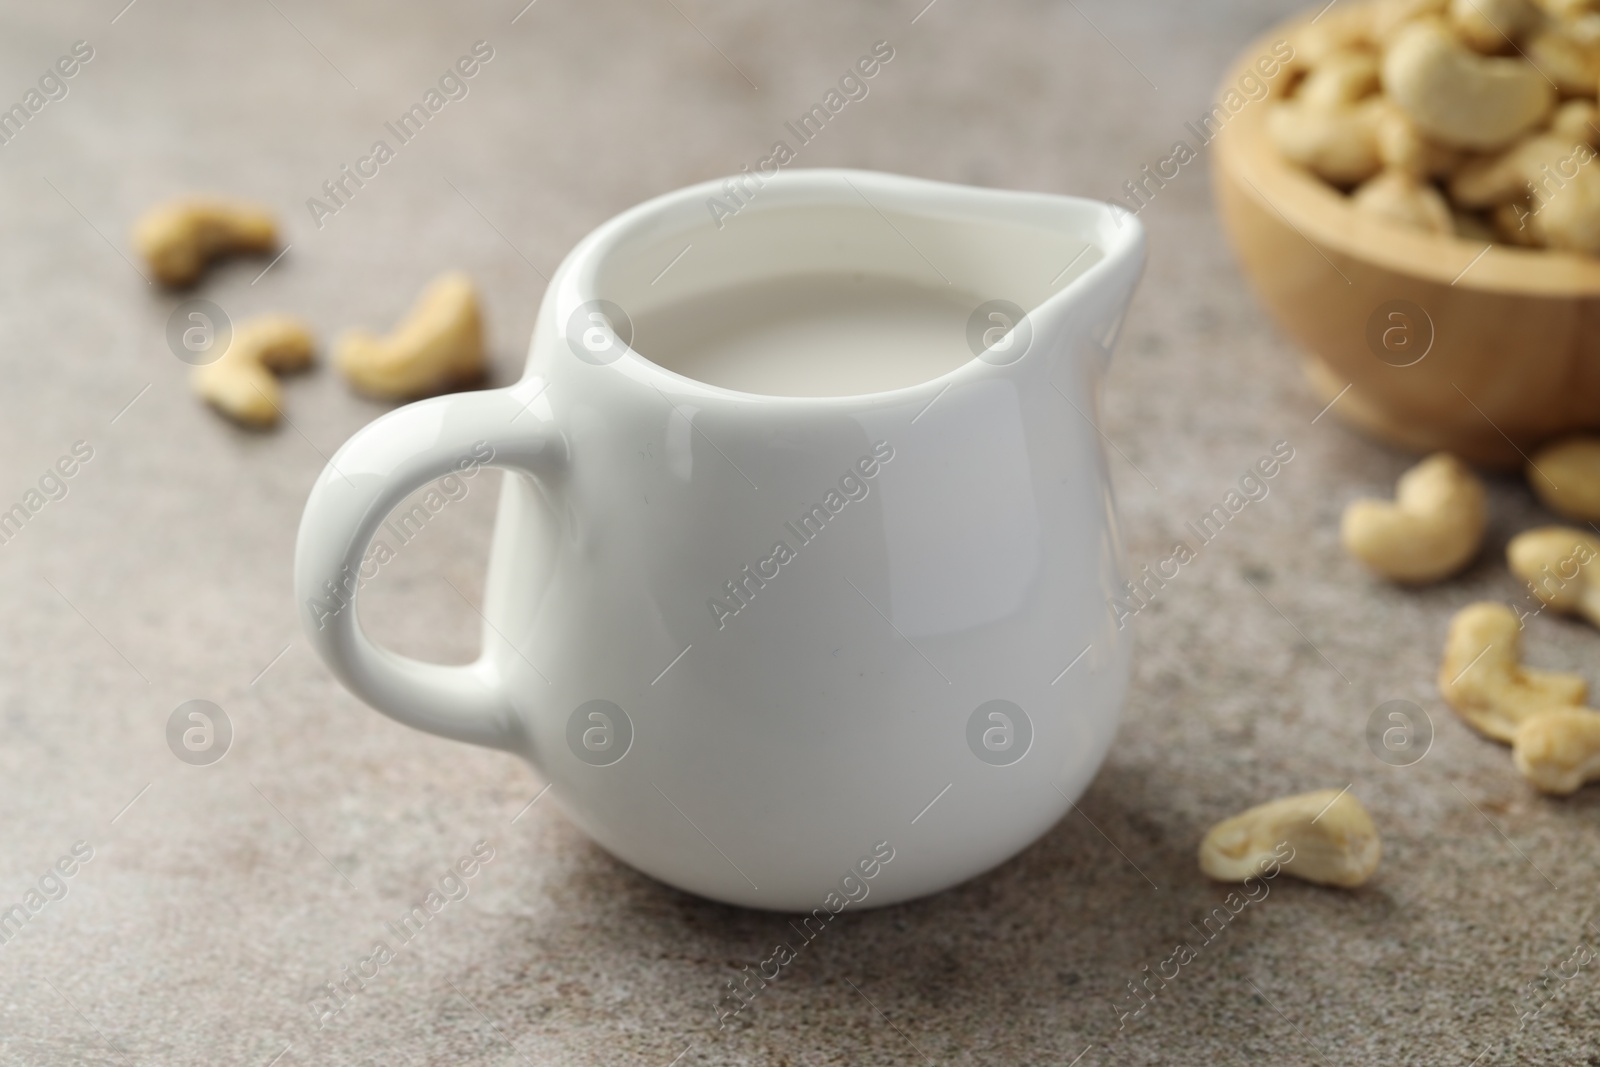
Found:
<box><xmin>631</xmin><ymin>273</ymin><xmax>979</xmax><ymax>397</ymax></box>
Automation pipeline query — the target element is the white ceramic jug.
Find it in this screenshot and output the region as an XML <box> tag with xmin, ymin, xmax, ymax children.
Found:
<box><xmin>295</xmin><ymin>169</ymin><xmax>1144</xmax><ymax>910</ymax></box>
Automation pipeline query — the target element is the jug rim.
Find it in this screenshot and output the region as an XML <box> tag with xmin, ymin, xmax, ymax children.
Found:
<box><xmin>543</xmin><ymin>167</ymin><xmax>1145</xmax><ymax>407</ymax></box>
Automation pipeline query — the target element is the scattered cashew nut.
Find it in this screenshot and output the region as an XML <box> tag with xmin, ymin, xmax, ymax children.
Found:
<box><xmin>1383</xmin><ymin>20</ymin><xmax>1555</xmax><ymax>150</ymax></box>
<box><xmin>1437</xmin><ymin>601</ymin><xmax>1589</xmax><ymax>741</ymax></box>
<box><xmin>1508</xmin><ymin>526</ymin><xmax>1600</xmax><ymax>625</ymax></box>
<box><xmin>336</xmin><ymin>272</ymin><xmax>486</xmax><ymax>400</ymax></box>
<box><xmin>1199</xmin><ymin>789</ymin><xmax>1382</xmax><ymax>888</ymax></box>
<box><xmin>133</xmin><ymin>197</ymin><xmax>278</xmax><ymax>288</ymax></box>
<box><xmin>1340</xmin><ymin>452</ymin><xmax>1487</xmax><ymax>582</ymax></box>
<box><xmin>1513</xmin><ymin>707</ymin><xmax>1600</xmax><ymax>794</ymax></box>
<box><xmin>1528</xmin><ymin>435</ymin><xmax>1600</xmax><ymax>519</ymax></box>
<box><xmin>191</xmin><ymin>315</ymin><xmax>315</xmax><ymax>429</ymax></box>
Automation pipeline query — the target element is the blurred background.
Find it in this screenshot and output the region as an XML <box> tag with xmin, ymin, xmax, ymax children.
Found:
<box><xmin>1</xmin><ymin>0</ymin><xmax>1596</xmax><ymax>1064</ymax></box>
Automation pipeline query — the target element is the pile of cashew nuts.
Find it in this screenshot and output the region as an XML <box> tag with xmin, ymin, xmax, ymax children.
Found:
<box><xmin>133</xmin><ymin>197</ymin><xmax>485</xmax><ymax>427</ymax></box>
<box><xmin>1341</xmin><ymin>440</ymin><xmax>1600</xmax><ymax>796</ymax></box>
<box><xmin>1198</xmin><ymin>434</ymin><xmax>1600</xmax><ymax>892</ymax></box>
<box><xmin>1271</xmin><ymin>0</ymin><xmax>1600</xmax><ymax>249</ymax></box>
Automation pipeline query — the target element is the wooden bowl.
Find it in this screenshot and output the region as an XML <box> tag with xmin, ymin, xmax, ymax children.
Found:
<box><xmin>1212</xmin><ymin>6</ymin><xmax>1600</xmax><ymax>468</ymax></box>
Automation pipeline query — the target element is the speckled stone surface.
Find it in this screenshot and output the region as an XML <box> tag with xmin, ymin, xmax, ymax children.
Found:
<box><xmin>2</xmin><ymin>1</ymin><xmax>1598</xmax><ymax>1064</ymax></box>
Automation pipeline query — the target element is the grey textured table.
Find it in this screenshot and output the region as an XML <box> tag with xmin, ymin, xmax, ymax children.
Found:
<box><xmin>2</xmin><ymin>1</ymin><xmax>1597</xmax><ymax>1064</ymax></box>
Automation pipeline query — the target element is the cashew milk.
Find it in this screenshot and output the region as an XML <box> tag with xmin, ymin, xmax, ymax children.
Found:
<box><xmin>631</xmin><ymin>273</ymin><xmax>979</xmax><ymax>397</ymax></box>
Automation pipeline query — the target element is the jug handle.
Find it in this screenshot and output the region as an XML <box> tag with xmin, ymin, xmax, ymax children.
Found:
<box><xmin>293</xmin><ymin>379</ymin><xmax>563</xmax><ymax>753</ymax></box>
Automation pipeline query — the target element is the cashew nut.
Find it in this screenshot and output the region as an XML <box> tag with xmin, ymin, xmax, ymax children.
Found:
<box><xmin>1268</xmin><ymin>97</ymin><xmax>1386</xmax><ymax>185</ymax></box>
<box><xmin>1443</xmin><ymin>101</ymin><xmax>1595</xmax><ymax>212</ymax></box>
<box><xmin>1465</xmin><ymin>99</ymin><xmax>1593</xmax><ymax>206</ymax></box>
<box><xmin>1513</xmin><ymin>707</ymin><xmax>1600</xmax><ymax>793</ymax></box>
<box><xmin>1564</xmin><ymin>9</ymin><xmax>1600</xmax><ymax>45</ymax></box>
<box><xmin>1507</xmin><ymin>526</ymin><xmax>1600</xmax><ymax>624</ymax></box>
<box><xmin>1299</xmin><ymin>50</ymin><xmax>1384</xmax><ymax>108</ymax></box>
<box><xmin>1340</xmin><ymin>453</ymin><xmax>1487</xmax><ymax>582</ymax></box>
<box><xmin>1199</xmin><ymin>790</ymin><xmax>1381</xmax><ymax>888</ymax></box>
<box><xmin>1373</xmin><ymin>0</ymin><xmax>1450</xmax><ymax>44</ymax></box>
<box><xmin>1550</xmin><ymin>97</ymin><xmax>1600</xmax><ymax>141</ymax></box>
<box><xmin>1529</xmin><ymin>159</ymin><xmax>1600</xmax><ymax>250</ymax></box>
<box><xmin>1524</xmin><ymin>27</ymin><xmax>1600</xmax><ymax>92</ymax></box>
<box><xmin>1383</xmin><ymin>20</ymin><xmax>1556</xmax><ymax>149</ymax></box>
<box><xmin>191</xmin><ymin>315</ymin><xmax>315</xmax><ymax>428</ymax></box>
<box><xmin>1450</xmin><ymin>132</ymin><xmax>1584</xmax><ymax>206</ymax></box>
<box><xmin>1539</xmin><ymin>0</ymin><xmax>1598</xmax><ymax>20</ymax></box>
<box><xmin>335</xmin><ymin>272</ymin><xmax>485</xmax><ymax>400</ymax></box>
<box><xmin>1352</xmin><ymin>168</ymin><xmax>1456</xmax><ymax>231</ymax></box>
<box><xmin>1449</xmin><ymin>0</ymin><xmax>1542</xmax><ymax>52</ymax></box>
<box><xmin>1293</xmin><ymin>9</ymin><xmax>1379</xmax><ymax>67</ymax></box>
<box><xmin>1376</xmin><ymin>102</ymin><xmax>1465</xmax><ymax>176</ymax></box>
<box><xmin>1437</xmin><ymin>601</ymin><xmax>1588</xmax><ymax>741</ymax></box>
<box><xmin>133</xmin><ymin>197</ymin><xmax>278</xmax><ymax>288</ymax></box>
<box><xmin>1528</xmin><ymin>435</ymin><xmax>1600</xmax><ymax>518</ymax></box>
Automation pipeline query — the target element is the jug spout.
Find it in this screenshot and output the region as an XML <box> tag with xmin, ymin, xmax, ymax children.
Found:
<box><xmin>959</xmin><ymin>188</ymin><xmax>1145</xmax><ymax>383</ymax></box>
